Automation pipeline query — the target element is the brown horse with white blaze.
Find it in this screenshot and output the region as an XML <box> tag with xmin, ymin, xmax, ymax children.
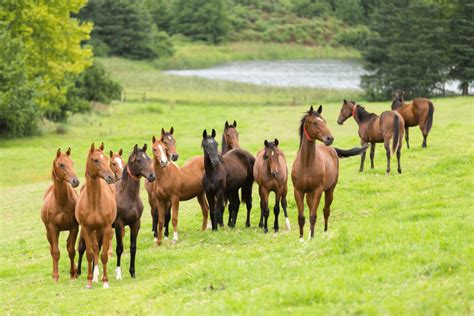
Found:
<box><xmin>109</xmin><ymin>149</ymin><xmax>124</xmax><ymax>181</ymax></box>
<box><xmin>391</xmin><ymin>91</ymin><xmax>434</xmax><ymax>148</ymax></box>
<box><xmin>253</xmin><ymin>139</ymin><xmax>290</xmax><ymax>233</ymax></box>
<box><xmin>75</xmin><ymin>142</ymin><xmax>117</xmax><ymax>288</ymax></box>
<box><xmin>41</xmin><ymin>148</ymin><xmax>80</xmax><ymax>281</ymax></box>
<box><xmin>337</xmin><ymin>100</ymin><xmax>404</xmax><ymax>174</ymax></box>
<box><xmin>292</xmin><ymin>105</ymin><xmax>368</xmax><ymax>241</ymax></box>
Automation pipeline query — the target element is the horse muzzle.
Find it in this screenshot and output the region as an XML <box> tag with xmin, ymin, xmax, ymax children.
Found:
<box><xmin>70</xmin><ymin>178</ymin><xmax>80</xmax><ymax>188</ymax></box>
<box><xmin>324</xmin><ymin>136</ymin><xmax>334</xmax><ymax>146</ymax></box>
<box><xmin>147</xmin><ymin>173</ymin><xmax>156</xmax><ymax>182</ymax></box>
<box><xmin>171</xmin><ymin>154</ymin><xmax>179</xmax><ymax>161</ymax></box>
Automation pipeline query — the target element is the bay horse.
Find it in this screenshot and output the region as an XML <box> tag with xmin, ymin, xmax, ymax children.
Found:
<box><xmin>222</xmin><ymin>120</ymin><xmax>240</xmax><ymax>154</ymax></box>
<box><xmin>75</xmin><ymin>142</ymin><xmax>116</xmax><ymax>288</ymax></box>
<box><xmin>292</xmin><ymin>105</ymin><xmax>368</xmax><ymax>241</ymax></box>
<box><xmin>337</xmin><ymin>100</ymin><xmax>404</xmax><ymax>174</ymax></box>
<box><xmin>41</xmin><ymin>148</ymin><xmax>80</xmax><ymax>281</ymax></box>
<box><xmin>391</xmin><ymin>91</ymin><xmax>434</xmax><ymax>148</ymax></box>
<box><xmin>202</xmin><ymin>129</ymin><xmax>255</xmax><ymax>231</ymax></box>
<box><xmin>253</xmin><ymin>139</ymin><xmax>290</xmax><ymax>233</ymax></box>
<box><xmin>109</xmin><ymin>149</ymin><xmax>124</xmax><ymax>181</ymax></box>
<box><xmin>144</xmin><ymin>128</ymin><xmax>209</xmax><ymax>245</ymax></box>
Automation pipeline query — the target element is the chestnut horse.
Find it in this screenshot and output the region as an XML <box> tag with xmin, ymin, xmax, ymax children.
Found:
<box><xmin>391</xmin><ymin>91</ymin><xmax>434</xmax><ymax>148</ymax></box>
<box><xmin>109</xmin><ymin>149</ymin><xmax>124</xmax><ymax>181</ymax></box>
<box><xmin>222</xmin><ymin>120</ymin><xmax>240</xmax><ymax>154</ymax></box>
<box><xmin>337</xmin><ymin>100</ymin><xmax>404</xmax><ymax>174</ymax></box>
<box><xmin>202</xmin><ymin>129</ymin><xmax>255</xmax><ymax>230</ymax></box>
<box><xmin>75</xmin><ymin>143</ymin><xmax>116</xmax><ymax>288</ymax></box>
<box><xmin>253</xmin><ymin>139</ymin><xmax>290</xmax><ymax>233</ymax></box>
<box><xmin>145</xmin><ymin>128</ymin><xmax>209</xmax><ymax>245</ymax></box>
<box><xmin>41</xmin><ymin>148</ymin><xmax>80</xmax><ymax>281</ymax></box>
<box><xmin>292</xmin><ymin>105</ymin><xmax>368</xmax><ymax>241</ymax></box>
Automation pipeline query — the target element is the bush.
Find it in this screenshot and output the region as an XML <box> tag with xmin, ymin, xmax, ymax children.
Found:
<box><xmin>334</xmin><ymin>25</ymin><xmax>373</xmax><ymax>50</ymax></box>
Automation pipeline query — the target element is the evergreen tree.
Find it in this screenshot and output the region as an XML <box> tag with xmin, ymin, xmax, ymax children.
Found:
<box><xmin>448</xmin><ymin>0</ymin><xmax>474</xmax><ymax>95</ymax></box>
<box><xmin>361</xmin><ymin>0</ymin><xmax>449</xmax><ymax>100</ymax></box>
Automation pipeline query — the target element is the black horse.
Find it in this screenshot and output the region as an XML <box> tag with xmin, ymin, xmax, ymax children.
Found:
<box><xmin>78</xmin><ymin>144</ymin><xmax>155</xmax><ymax>279</ymax></box>
<box><xmin>201</xmin><ymin>129</ymin><xmax>255</xmax><ymax>231</ymax></box>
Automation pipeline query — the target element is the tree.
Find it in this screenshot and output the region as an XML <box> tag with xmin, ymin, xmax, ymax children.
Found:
<box><xmin>361</xmin><ymin>0</ymin><xmax>449</xmax><ymax>100</ymax></box>
<box><xmin>170</xmin><ymin>0</ymin><xmax>230</xmax><ymax>44</ymax></box>
<box><xmin>448</xmin><ymin>0</ymin><xmax>474</xmax><ymax>95</ymax></box>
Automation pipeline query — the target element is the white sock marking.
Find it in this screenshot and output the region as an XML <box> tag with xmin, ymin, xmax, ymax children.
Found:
<box><xmin>115</xmin><ymin>267</ymin><xmax>122</xmax><ymax>280</ymax></box>
<box><xmin>285</xmin><ymin>217</ymin><xmax>291</xmax><ymax>231</ymax></box>
<box><xmin>103</xmin><ymin>282</ymin><xmax>110</xmax><ymax>289</ymax></box>
<box><xmin>92</xmin><ymin>265</ymin><xmax>99</xmax><ymax>283</ymax></box>
<box><xmin>173</xmin><ymin>231</ymin><xmax>178</xmax><ymax>241</ymax></box>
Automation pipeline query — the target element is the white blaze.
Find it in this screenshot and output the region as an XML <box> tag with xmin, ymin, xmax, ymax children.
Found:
<box><xmin>158</xmin><ymin>144</ymin><xmax>168</xmax><ymax>164</ymax></box>
<box><xmin>114</xmin><ymin>157</ymin><xmax>123</xmax><ymax>170</ymax></box>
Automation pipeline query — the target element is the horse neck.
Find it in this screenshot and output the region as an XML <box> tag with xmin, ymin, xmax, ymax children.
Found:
<box><xmin>204</xmin><ymin>153</ymin><xmax>219</xmax><ymax>175</ymax></box>
<box><xmin>121</xmin><ymin>165</ymin><xmax>141</xmax><ymax>199</ymax></box>
<box><xmin>299</xmin><ymin>137</ymin><xmax>317</xmax><ymax>168</ymax></box>
<box><xmin>221</xmin><ymin>135</ymin><xmax>229</xmax><ymax>154</ymax></box>
<box><xmin>353</xmin><ymin>105</ymin><xmax>370</xmax><ymax>125</ymax></box>
<box><xmin>52</xmin><ymin>170</ymin><xmax>70</xmax><ymax>205</ymax></box>
<box><xmin>85</xmin><ymin>170</ymin><xmax>104</xmax><ymax>202</ymax></box>
<box><xmin>153</xmin><ymin>159</ymin><xmax>172</xmax><ymax>182</ymax></box>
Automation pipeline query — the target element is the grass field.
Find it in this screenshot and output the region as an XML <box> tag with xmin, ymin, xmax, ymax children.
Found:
<box><xmin>0</xmin><ymin>58</ymin><xmax>473</xmax><ymax>314</ymax></box>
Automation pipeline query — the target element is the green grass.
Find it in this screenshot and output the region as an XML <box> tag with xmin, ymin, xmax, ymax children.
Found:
<box><xmin>0</xmin><ymin>57</ymin><xmax>473</xmax><ymax>314</ymax></box>
<box><xmin>154</xmin><ymin>40</ymin><xmax>360</xmax><ymax>70</ymax></box>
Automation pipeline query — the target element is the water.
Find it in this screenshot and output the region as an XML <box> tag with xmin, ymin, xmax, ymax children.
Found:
<box><xmin>164</xmin><ymin>59</ymin><xmax>460</xmax><ymax>92</ymax></box>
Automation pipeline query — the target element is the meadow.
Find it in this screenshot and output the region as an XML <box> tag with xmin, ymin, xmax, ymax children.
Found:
<box><xmin>0</xmin><ymin>59</ymin><xmax>473</xmax><ymax>314</ymax></box>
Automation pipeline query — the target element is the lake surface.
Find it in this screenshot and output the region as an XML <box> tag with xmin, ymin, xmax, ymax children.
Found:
<box><xmin>164</xmin><ymin>59</ymin><xmax>460</xmax><ymax>92</ymax></box>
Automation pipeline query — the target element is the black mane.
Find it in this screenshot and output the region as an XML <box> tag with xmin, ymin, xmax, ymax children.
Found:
<box><xmin>298</xmin><ymin>110</ymin><xmax>320</xmax><ymax>148</ymax></box>
<box><xmin>351</xmin><ymin>102</ymin><xmax>373</xmax><ymax>123</ymax></box>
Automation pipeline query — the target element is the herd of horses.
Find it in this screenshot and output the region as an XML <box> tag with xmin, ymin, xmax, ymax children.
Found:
<box><xmin>40</xmin><ymin>93</ymin><xmax>434</xmax><ymax>288</ymax></box>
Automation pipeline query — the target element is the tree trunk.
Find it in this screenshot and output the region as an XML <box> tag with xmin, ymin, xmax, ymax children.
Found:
<box><xmin>462</xmin><ymin>82</ymin><xmax>468</xmax><ymax>95</ymax></box>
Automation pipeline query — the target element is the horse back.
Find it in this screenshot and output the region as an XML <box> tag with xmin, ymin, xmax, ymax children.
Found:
<box><xmin>223</xmin><ymin>148</ymin><xmax>255</xmax><ymax>189</ymax></box>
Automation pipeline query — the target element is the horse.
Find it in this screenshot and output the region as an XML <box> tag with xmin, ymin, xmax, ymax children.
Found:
<box><xmin>41</xmin><ymin>148</ymin><xmax>80</xmax><ymax>282</ymax></box>
<box><xmin>222</xmin><ymin>120</ymin><xmax>240</xmax><ymax>154</ymax></box>
<box><xmin>292</xmin><ymin>105</ymin><xmax>368</xmax><ymax>241</ymax></box>
<box><xmin>109</xmin><ymin>149</ymin><xmax>124</xmax><ymax>181</ymax></box>
<box><xmin>202</xmin><ymin>129</ymin><xmax>255</xmax><ymax>231</ymax></box>
<box><xmin>337</xmin><ymin>100</ymin><xmax>405</xmax><ymax>174</ymax></box>
<box><xmin>253</xmin><ymin>139</ymin><xmax>290</xmax><ymax>233</ymax></box>
<box><xmin>144</xmin><ymin>127</ymin><xmax>209</xmax><ymax>245</ymax></box>
<box><xmin>75</xmin><ymin>142</ymin><xmax>117</xmax><ymax>288</ymax></box>
<box><xmin>391</xmin><ymin>91</ymin><xmax>434</xmax><ymax>148</ymax></box>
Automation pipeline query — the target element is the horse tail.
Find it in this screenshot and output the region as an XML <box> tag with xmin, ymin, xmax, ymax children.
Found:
<box><xmin>335</xmin><ymin>143</ymin><xmax>369</xmax><ymax>158</ymax></box>
<box><xmin>392</xmin><ymin>115</ymin><xmax>400</xmax><ymax>154</ymax></box>
<box><xmin>424</xmin><ymin>101</ymin><xmax>434</xmax><ymax>135</ymax></box>
<box><xmin>241</xmin><ymin>153</ymin><xmax>255</xmax><ymax>205</ymax></box>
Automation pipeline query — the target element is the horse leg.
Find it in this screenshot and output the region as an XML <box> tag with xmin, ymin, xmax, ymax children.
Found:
<box><xmin>384</xmin><ymin>139</ymin><xmax>391</xmax><ymax>175</ymax></box>
<box><xmin>294</xmin><ymin>189</ymin><xmax>305</xmax><ymax>241</ymax></box>
<box><xmin>206</xmin><ymin>191</ymin><xmax>217</xmax><ymax>231</ymax></box>
<box><xmin>307</xmin><ymin>188</ymin><xmax>323</xmax><ymax>240</ymax></box>
<box><xmin>170</xmin><ymin>196</ymin><xmax>180</xmax><ymax>242</ymax></box>
<box><xmin>274</xmin><ymin>190</ymin><xmax>281</xmax><ymax>233</ymax></box>
<box><xmin>231</xmin><ymin>190</ymin><xmax>241</xmax><ymax>228</ymax></box>
<box><xmin>91</xmin><ymin>230</ymin><xmax>100</xmax><ymax>283</ymax></box>
<box><xmin>80</xmin><ymin>228</ymin><xmax>94</xmax><ymax>288</ymax></box>
<box><xmin>281</xmin><ymin>186</ymin><xmax>290</xmax><ymax>231</ymax></box>
<box><xmin>114</xmin><ymin>223</ymin><xmax>124</xmax><ymax>280</ymax></box>
<box><xmin>242</xmin><ymin>180</ymin><xmax>253</xmax><ymax>228</ymax></box>
<box><xmin>216</xmin><ymin>191</ymin><xmax>226</xmax><ymax>229</ymax></box>
<box><xmin>197</xmin><ymin>193</ymin><xmax>209</xmax><ymax>230</ymax></box>
<box><xmin>46</xmin><ymin>226</ymin><xmax>60</xmax><ymax>282</ymax></box>
<box><xmin>359</xmin><ymin>140</ymin><xmax>367</xmax><ymax>172</ymax></box>
<box><xmin>129</xmin><ymin>220</ymin><xmax>140</xmax><ymax>278</ymax></box>
<box><xmin>227</xmin><ymin>191</ymin><xmax>237</xmax><ymax>228</ymax></box>
<box><xmin>258</xmin><ymin>186</ymin><xmax>269</xmax><ymax>233</ymax></box>
<box><xmin>156</xmin><ymin>200</ymin><xmax>166</xmax><ymax>245</ymax></box>
<box><xmin>405</xmin><ymin>127</ymin><xmax>410</xmax><ymax>149</ymax></box>
<box><xmin>323</xmin><ymin>188</ymin><xmax>334</xmax><ymax>232</ymax></box>
<box><xmin>370</xmin><ymin>143</ymin><xmax>376</xmax><ymax>169</ymax></box>
<box><xmin>152</xmin><ymin>207</ymin><xmax>158</xmax><ymax>242</ymax></box>
<box><xmin>101</xmin><ymin>226</ymin><xmax>113</xmax><ymax>288</ymax></box>
<box><xmin>164</xmin><ymin>204</ymin><xmax>171</xmax><ymax>239</ymax></box>
<box><xmin>77</xmin><ymin>235</ymin><xmax>86</xmax><ymax>276</ymax></box>
<box><xmin>397</xmin><ymin>147</ymin><xmax>402</xmax><ymax>174</ymax></box>
<box><xmin>66</xmin><ymin>225</ymin><xmax>79</xmax><ymax>279</ymax></box>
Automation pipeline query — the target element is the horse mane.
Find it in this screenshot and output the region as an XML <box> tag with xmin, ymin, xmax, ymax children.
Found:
<box><xmin>298</xmin><ymin>110</ymin><xmax>319</xmax><ymax>148</ymax></box>
<box><xmin>350</xmin><ymin>101</ymin><xmax>373</xmax><ymax>123</ymax></box>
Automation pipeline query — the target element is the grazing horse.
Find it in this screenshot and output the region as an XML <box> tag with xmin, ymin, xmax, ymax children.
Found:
<box><xmin>109</xmin><ymin>149</ymin><xmax>124</xmax><ymax>181</ymax></box>
<box><xmin>337</xmin><ymin>100</ymin><xmax>405</xmax><ymax>174</ymax></box>
<box><xmin>41</xmin><ymin>148</ymin><xmax>80</xmax><ymax>281</ymax></box>
<box><xmin>202</xmin><ymin>129</ymin><xmax>255</xmax><ymax>230</ymax></box>
<box><xmin>292</xmin><ymin>105</ymin><xmax>368</xmax><ymax>241</ymax></box>
<box><xmin>253</xmin><ymin>139</ymin><xmax>290</xmax><ymax>233</ymax></box>
<box><xmin>75</xmin><ymin>143</ymin><xmax>116</xmax><ymax>288</ymax></box>
<box><xmin>222</xmin><ymin>120</ymin><xmax>240</xmax><ymax>155</ymax></box>
<box><xmin>113</xmin><ymin>144</ymin><xmax>155</xmax><ymax>279</ymax></box>
<box><xmin>391</xmin><ymin>91</ymin><xmax>434</xmax><ymax>148</ymax></box>
<box><xmin>144</xmin><ymin>128</ymin><xmax>209</xmax><ymax>245</ymax></box>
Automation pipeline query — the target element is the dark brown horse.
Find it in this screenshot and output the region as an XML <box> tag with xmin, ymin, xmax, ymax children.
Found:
<box><xmin>337</xmin><ymin>100</ymin><xmax>404</xmax><ymax>174</ymax></box>
<box><xmin>391</xmin><ymin>91</ymin><xmax>434</xmax><ymax>148</ymax></box>
<box><xmin>202</xmin><ymin>129</ymin><xmax>255</xmax><ymax>230</ymax></box>
<box><xmin>75</xmin><ymin>143</ymin><xmax>116</xmax><ymax>288</ymax></box>
<box><xmin>292</xmin><ymin>105</ymin><xmax>368</xmax><ymax>241</ymax></box>
<box><xmin>221</xmin><ymin>120</ymin><xmax>240</xmax><ymax>155</ymax></box>
<box><xmin>41</xmin><ymin>148</ymin><xmax>80</xmax><ymax>281</ymax></box>
<box><xmin>253</xmin><ymin>139</ymin><xmax>290</xmax><ymax>233</ymax></box>
<box><xmin>145</xmin><ymin>128</ymin><xmax>209</xmax><ymax>245</ymax></box>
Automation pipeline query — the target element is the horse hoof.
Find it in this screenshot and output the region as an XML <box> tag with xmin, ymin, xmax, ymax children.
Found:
<box><xmin>130</xmin><ymin>273</ymin><xmax>136</xmax><ymax>278</ymax></box>
<box><xmin>115</xmin><ymin>267</ymin><xmax>122</xmax><ymax>280</ymax></box>
<box><xmin>85</xmin><ymin>284</ymin><xmax>92</xmax><ymax>289</ymax></box>
<box><xmin>246</xmin><ymin>222</ymin><xmax>250</xmax><ymax>228</ymax></box>
<box><xmin>53</xmin><ymin>277</ymin><xmax>59</xmax><ymax>283</ymax></box>
<box><xmin>164</xmin><ymin>236</ymin><xmax>168</xmax><ymax>240</ymax></box>
<box><xmin>103</xmin><ymin>282</ymin><xmax>110</xmax><ymax>289</ymax></box>
<box><xmin>285</xmin><ymin>218</ymin><xmax>291</xmax><ymax>231</ymax></box>
<box><xmin>299</xmin><ymin>237</ymin><xmax>304</xmax><ymax>243</ymax></box>
<box><xmin>153</xmin><ymin>237</ymin><xmax>158</xmax><ymax>242</ymax></box>
<box><xmin>171</xmin><ymin>239</ymin><xmax>178</xmax><ymax>244</ymax></box>
<box><xmin>263</xmin><ymin>228</ymin><xmax>268</xmax><ymax>234</ymax></box>
<box><xmin>398</xmin><ymin>169</ymin><xmax>402</xmax><ymax>174</ymax></box>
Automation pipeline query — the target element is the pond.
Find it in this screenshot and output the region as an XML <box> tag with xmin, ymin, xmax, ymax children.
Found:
<box><xmin>164</xmin><ymin>59</ymin><xmax>460</xmax><ymax>92</ymax></box>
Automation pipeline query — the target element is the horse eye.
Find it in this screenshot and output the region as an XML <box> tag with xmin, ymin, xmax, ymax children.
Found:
<box><xmin>59</xmin><ymin>163</ymin><xmax>65</xmax><ymax>168</ymax></box>
<box><xmin>112</xmin><ymin>162</ymin><xmax>116</xmax><ymax>166</ymax></box>
<box><xmin>94</xmin><ymin>159</ymin><xmax>99</xmax><ymax>163</ymax></box>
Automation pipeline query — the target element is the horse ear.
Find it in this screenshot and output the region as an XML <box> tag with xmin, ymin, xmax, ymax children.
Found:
<box><xmin>343</xmin><ymin>99</ymin><xmax>347</xmax><ymax>104</ymax></box>
<box><xmin>274</xmin><ymin>139</ymin><xmax>279</xmax><ymax>146</ymax></box>
<box><xmin>142</xmin><ymin>143</ymin><xmax>147</xmax><ymax>152</ymax></box>
<box><xmin>56</xmin><ymin>148</ymin><xmax>61</xmax><ymax>158</ymax></box>
<box><xmin>133</xmin><ymin>144</ymin><xmax>138</xmax><ymax>153</ymax></box>
<box><xmin>152</xmin><ymin>135</ymin><xmax>156</xmax><ymax>143</ymax></box>
<box><xmin>161</xmin><ymin>128</ymin><xmax>165</xmax><ymax>136</ymax></box>
<box><xmin>233</xmin><ymin>120</ymin><xmax>237</xmax><ymax>127</ymax></box>
<box><xmin>309</xmin><ymin>105</ymin><xmax>314</xmax><ymax>113</ymax></box>
<box><xmin>264</xmin><ymin>140</ymin><xmax>269</xmax><ymax>147</ymax></box>
<box><xmin>225</xmin><ymin>121</ymin><xmax>229</xmax><ymax>128</ymax></box>
<box><xmin>211</xmin><ymin>129</ymin><xmax>216</xmax><ymax>138</ymax></box>
<box><xmin>203</xmin><ymin>129</ymin><xmax>207</xmax><ymax>138</ymax></box>
<box><xmin>170</xmin><ymin>127</ymin><xmax>174</xmax><ymax>135</ymax></box>
<box><xmin>99</xmin><ymin>142</ymin><xmax>104</xmax><ymax>151</ymax></box>
<box><xmin>317</xmin><ymin>105</ymin><xmax>322</xmax><ymax>114</ymax></box>
<box><xmin>66</xmin><ymin>147</ymin><xmax>71</xmax><ymax>156</ymax></box>
<box><xmin>118</xmin><ymin>148</ymin><xmax>123</xmax><ymax>156</ymax></box>
<box><xmin>90</xmin><ymin>143</ymin><xmax>95</xmax><ymax>153</ymax></box>
<box><xmin>109</xmin><ymin>150</ymin><xmax>113</xmax><ymax>158</ymax></box>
